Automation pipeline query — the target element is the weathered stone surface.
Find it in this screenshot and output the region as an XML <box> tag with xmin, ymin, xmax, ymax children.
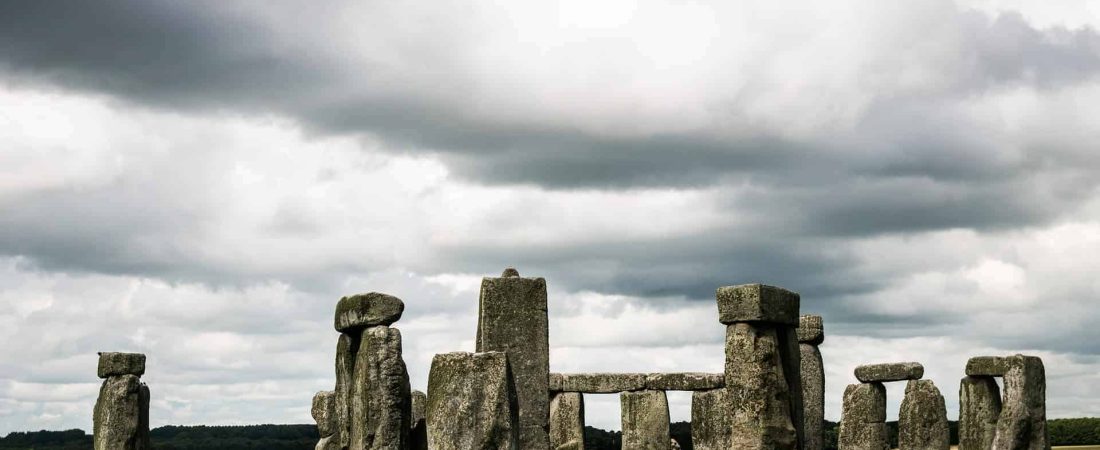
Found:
<box><xmin>644</xmin><ymin>372</ymin><xmax>724</xmax><ymax>391</ymax></box>
<box><xmin>335</xmin><ymin>293</ymin><xmax>404</xmax><ymax>332</ymax></box>
<box><xmin>899</xmin><ymin>379</ymin><xmax>950</xmax><ymax>450</ymax></box>
<box><xmin>801</xmin><ymin>343</ymin><xmax>825</xmax><ymax>450</ymax></box>
<box><xmin>93</xmin><ymin>374</ymin><xmax>143</xmax><ymax>450</ymax></box>
<box><xmin>798</xmin><ymin>314</ymin><xmax>824</xmax><ymax>345</ymax></box>
<box><xmin>716</xmin><ymin>284</ymin><xmax>800</xmax><ymax>326</ymax></box>
<box><xmin>838</xmin><ymin>422</ymin><xmax>889</xmax><ymax>450</ymax></box>
<box><xmin>778</xmin><ymin>326</ymin><xmax>805</xmax><ymax>449</ymax></box>
<box><xmin>549</xmin><ymin>392</ymin><xmax>584</xmax><ymax>450</ymax></box>
<box><xmin>335</xmin><ymin>332</ymin><xmax>358</xmax><ymax>449</ymax></box>
<box><xmin>724</xmin><ymin>322</ymin><xmax>798</xmax><ymax>450</ymax></box>
<box><xmin>621</xmin><ymin>390</ymin><xmax>671</xmax><ymax>450</ymax></box>
<box><xmin>426</xmin><ymin>351</ymin><xmax>518</xmax><ymax>450</ymax></box>
<box><xmin>959</xmin><ymin>376</ymin><xmax>1002</xmax><ymax>450</ymax></box>
<box><xmin>841</xmin><ymin>383</ymin><xmax>887</xmax><ymax>423</ymax></box>
<box><xmin>410</xmin><ymin>390</ymin><xmax>428</xmax><ymax>450</ymax></box>
<box><xmin>350</xmin><ymin>326</ymin><xmax>410</xmax><ymax>450</ymax></box>
<box><xmin>691</xmin><ymin>388</ymin><xmax>733</xmax><ymax>450</ymax></box>
<box><xmin>97</xmin><ymin>352</ymin><xmax>146</xmax><ymax>378</ymax></box>
<box><xmin>550</xmin><ymin>373</ymin><xmax>646</xmax><ymax>393</ymax></box>
<box><xmin>966</xmin><ymin>356</ymin><xmax>1012</xmax><ymax>377</ymax></box>
<box><xmin>477</xmin><ymin>272</ymin><xmax>550</xmax><ymax>450</ymax></box>
<box><xmin>313</xmin><ymin>391</ymin><xmax>337</xmax><ymax>437</ymax></box>
<box><xmin>991</xmin><ymin>355</ymin><xmax>1048</xmax><ymax>450</ymax></box>
<box><xmin>316</xmin><ymin>436</ymin><xmax>340</xmax><ymax>450</ymax></box>
<box><xmin>855</xmin><ymin>362</ymin><xmax>924</xmax><ymax>383</ymax></box>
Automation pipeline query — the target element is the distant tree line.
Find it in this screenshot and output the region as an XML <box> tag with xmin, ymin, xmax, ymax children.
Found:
<box><xmin>2</xmin><ymin>418</ymin><xmax>1099</xmax><ymax>449</ymax></box>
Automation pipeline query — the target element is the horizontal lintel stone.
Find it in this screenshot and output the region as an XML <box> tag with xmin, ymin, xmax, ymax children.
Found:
<box><xmin>644</xmin><ymin>373</ymin><xmax>725</xmax><ymax>391</ymax></box>
<box><xmin>334</xmin><ymin>292</ymin><xmax>404</xmax><ymax>332</ymax></box>
<box><xmin>97</xmin><ymin>352</ymin><xmax>146</xmax><ymax>378</ymax></box>
<box><xmin>965</xmin><ymin>356</ymin><xmax>1012</xmax><ymax>377</ymax></box>
<box><xmin>549</xmin><ymin>373</ymin><xmax>646</xmax><ymax>393</ymax></box>
<box><xmin>716</xmin><ymin>284</ymin><xmax>800</xmax><ymax>326</ymax></box>
<box><xmin>854</xmin><ymin>362</ymin><xmax>924</xmax><ymax>383</ymax></box>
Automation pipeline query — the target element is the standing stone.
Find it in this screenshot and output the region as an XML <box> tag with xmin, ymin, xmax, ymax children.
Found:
<box><xmin>93</xmin><ymin>374</ymin><xmax>143</xmax><ymax>450</ymax></box>
<box><xmin>350</xmin><ymin>326</ymin><xmax>411</xmax><ymax>450</ymax></box>
<box><xmin>898</xmin><ymin>379</ymin><xmax>950</xmax><ymax>450</ymax></box>
<box><xmin>476</xmin><ymin>269</ymin><xmax>551</xmax><ymax>450</ymax></box>
<box><xmin>426</xmin><ymin>352</ymin><xmax>518</xmax><ymax>450</ymax></box>
<box><xmin>549</xmin><ymin>392</ymin><xmax>585</xmax><ymax>450</ymax></box>
<box><xmin>959</xmin><ymin>376</ymin><xmax>1002</xmax><ymax>450</ymax></box>
<box><xmin>991</xmin><ymin>355</ymin><xmax>1048</xmax><ymax>450</ymax></box>
<box><xmin>137</xmin><ymin>384</ymin><xmax>150</xmax><ymax>450</ymax></box>
<box><xmin>621</xmin><ymin>390</ymin><xmax>671</xmax><ymax>450</ymax></box>
<box><xmin>410</xmin><ymin>390</ymin><xmax>428</xmax><ymax>450</ymax></box>
<box><xmin>778</xmin><ymin>326</ymin><xmax>805</xmax><ymax>449</ymax></box>
<box><xmin>691</xmin><ymin>388</ymin><xmax>733</xmax><ymax>450</ymax></box>
<box><xmin>724</xmin><ymin>322</ymin><xmax>798</xmax><ymax>450</ymax></box>
<box><xmin>313</xmin><ymin>391</ymin><xmax>338</xmax><ymax>438</ymax></box>
<box><xmin>335</xmin><ymin>333</ymin><xmax>359</xmax><ymax>450</ymax></box>
<box><xmin>838</xmin><ymin>383</ymin><xmax>888</xmax><ymax>450</ymax></box>
<box><xmin>800</xmin><ymin>314</ymin><xmax>826</xmax><ymax>450</ymax></box>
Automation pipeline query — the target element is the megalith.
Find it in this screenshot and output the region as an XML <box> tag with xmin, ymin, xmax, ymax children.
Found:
<box><xmin>426</xmin><ymin>351</ymin><xmax>519</xmax><ymax>450</ymax></box>
<box><xmin>971</xmin><ymin>355</ymin><xmax>1049</xmax><ymax>450</ymax></box>
<box><xmin>717</xmin><ymin>284</ymin><xmax>802</xmax><ymax>450</ymax></box>
<box><xmin>898</xmin><ymin>379</ymin><xmax>950</xmax><ymax>450</ymax></box>
<box><xmin>313</xmin><ymin>391</ymin><xmax>339</xmax><ymax>450</ymax></box>
<box><xmin>476</xmin><ymin>268</ymin><xmax>551</xmax><ymax>450</ymax></box>
<box><xmin>799</xmin><ymin>314</ymin><xmax>826</xmax><ymax>450</ymax></box>
<box><xmin>959</xmin><ymin>376</ymin><xmax>1002</xmax><ymax>450</ymax></box>
<box><xmin>410</xmin><ymin>390</ymin><xmax>428</xmax><ymax>450</ymax></box>
<box><xmin>691</xmin><ymin>388</ymin><xmax>733</xmax><ymax>450</ymax></box>
<box><xmin>350</xmin><ymin>325</ymin><xmax>411</xmax><ymax>450</ymax></box>
<box><xmin>838</xmin><ymin>382</ymin><xmax>887</xmax><ymax>450</ymax></box>
<box><xmin>549</xmin><ymin>392</ymin><xmax>585</xmax><ymax>450</ymax></box>
<box><xmin>620</xmin><ymin>389</ymin><xmax>671</xmax><ymax>450</ymax></box>
<box><xmin>93</xmin><ymin>352</ymin><xmax>149</xmax><ymax>450</ymax></box>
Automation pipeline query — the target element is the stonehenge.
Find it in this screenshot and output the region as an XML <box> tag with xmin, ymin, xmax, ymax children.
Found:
<box><xmin>960</xmin><ymin>355</ymin><xmax>1049</xmax><ymax>450</ymax></box>
<box><xmin>93</xmin><ymin>352</ymin><xmax>149</xmax><ymax>450</ymax></box>
<box><xmin>291</xmin><ymin>268</ymin><xmax>1051</xmax><ymax>450</ymax></box>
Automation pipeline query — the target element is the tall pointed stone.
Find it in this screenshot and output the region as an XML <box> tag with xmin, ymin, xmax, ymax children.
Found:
<box><xmin>476</xmin><ymin>268</ymin><xmax>551</xmax><ymax>450</ymax></box>
<box><xmin>959</xmin><ymin>376</ymin><xmax>1002</xmax><ymax>450</ymax></box>
<box><xmin>549</xmin><ymin>392</ymin><xmax>585</xmax><ymax>450</ymax></box>
<box><xmin>800</xmin><ymin>314</ymin><xmax>825</xmax><ymax>450</ymax></box>
<box><xmin>898</xmin><ymin>379</ymin><xmax>949</xmax><ymax>450</ymax></box>
<box><xmin>621</xmin><ymin>390</ymin><xmax>670</xmax><ymax>450</ymax></box>
<box><xmin>426</xmin><ymin>351</ymin><xmax>519</xmax><ymax>450</ymax></box>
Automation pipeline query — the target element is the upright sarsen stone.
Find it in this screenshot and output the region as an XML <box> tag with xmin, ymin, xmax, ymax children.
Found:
<box><xmin>800</xmin><ymin>315</ymin><xmax>826</xmax><ymax>450</ymax></box>
<box><xmin>350</xmin><ymin>326</ymin><xmax>411</xmax><ymax>450</ymax></box>
<box><xmin>898</xmin><ymin>380</ymin><xmax>949</xmax><ymax>450</ymax></box>
<box><xmin>838</xmin><ymin>383</ymin><xmax>887</xmax><ymax>450</ymax></box>
<box><xmin>426</xmin><ymin>352</ymin><xmax>518</xmax><ymax>450</ymax></box>
<box><xmin>691</xmin><ymin>388</ymin><xmax>733</xmax><ymax>450</ymax></box>
<box><xmin>477</xmin><ymin>269</ymin><xmax>550</xmax><ymax>450</ymax></box>
<box><xmin>724</xmin><ymin>322</ymin><xmax>798</xmax><ymax>450</ymax></box>
<box><xmin>990</xmin><ymin>355</ymin><xmax>1048</xmax><ymax>450</ymax></box>
<box><xmin>959</xmin><ymin>376</ymin><xmax>1002</xmax><ymax>450</ymax></box>
<box><xmin>335</xmin><ymin>333</ymin><xmax>359</xmax><ymax>450</ymax></box>
<box><xmin>549</xmin><ymin>392</ymin><xmax>584</xmax><ymax>450</ymax></box>
<box><xmin>93</xmin><ymin>374</ymin><xmax>143</xmax><ymax>450</ymax></box>
<box><xmin>410</xmin><ymin>390</ymin><xmax>428</xmax><ymax>450</ymax></box>
<box><xmin>621</xmin><ymin>390</ymin><xmax>670</xmax><ymax>450</ymax></box>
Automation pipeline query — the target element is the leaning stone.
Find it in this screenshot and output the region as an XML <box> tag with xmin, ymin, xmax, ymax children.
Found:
<box><xmin>716</xmin><ymin>284</ymin><xmax>800</xmax><ymax>325</ymax></box>
<box><xmin>798</xmin><ymin>315</ymin><xmax>824</xmax><ymax>345</ymax></box>
<box><xmin>898</xmin><ymin>379</ymin><xmax>950</xmax><ymax>450</ymax></box>
<box><xmin>991</xmin><ymin>355</ymin><xmax>1047</xmax><ymax>450</ymax></box>
<box><xmin>553</xmin><ymin>373</ymin><xmax>647</xmax><ymax>393</ymax></box>
<box><xmin>959</xmin><ymin>376</ymin><xmax>1002</xmax><ymax>450</ymax></box>
<box><xmin>313</xmin><ymin>391</ymin><xmax>337</xmax><ymax>437</ymax></box>
<box><xmin>97</xmin><ymin>352</ymin><xmax>146</xmax><ymax>378</ymax></box>
<box><xmin>724</xmin><ymin>322</ymin><xmax>798</xmax><ymax>450</ymax></box>
<box><xmin>410</xmin><ymin>390</ymin><xmax>428</xmax><ymax>450</ymax></box>
<box><xmin>335</xmin><ymin>292</ymin><xmax>404</xmax><ymax>332</ymax></box>
<box><xmin>838</xmin><ymin>421</ymin><xmax>889</xmax><ymax>450</ymax></box>
<box><xmin>621</xmin><ymin>390</ymin><xmax>671</xmax><ymax>450</ymax></box>
<box><xmin>841</xmin><ymin>383</ymin><xmax>887</xmax><ymax>423</ymax></box>
<box><xmin>350</xmin><ymin>326</ymin><xmax>411</xmax><ymax>450</ymax></box>
<box><xmin>477</xmin><ymin>271</ymin><xmax>550</xmax><ymax>450</ymax></box>
<box><xmin>426</xmin><ymin>351</ymin><xmax>518</xmax><ymax>450</ymax></box>
<box><xmin>855</xmin><ymin>362</ymin><xmax>924</xmax><ymax>383</ymax></box>
<box><xmin>966</xmin><ymin>356</ymin><xmax>1012</xmax><ymax>377</ymax></box>
<box><xmin>691</xmin><ymin>388</ymin><xmax>733</xmax><ymax>450</ymax></box>
<box><xmin>549</xmin><ymin>392</ymin><xmax>585</xmax><ymax>450</ymax></box>
<box><xmin>93</xmin><ymin>374</ymin><xmax>142</xmax><ymax>450</ymax></box>
<box><xmin>801</xmin><ymin>342</ymin><xmax>825</xmax><ymax>450</ymax></box>
<box><xmin>335</xmin><ymin>333</ymin><xmax>359</xmax><ymax>449</ymax></box>
<box><xmin>644</xmin><ymin>372</ymin><xmax>724</xmax><ymax>391</ymax></box>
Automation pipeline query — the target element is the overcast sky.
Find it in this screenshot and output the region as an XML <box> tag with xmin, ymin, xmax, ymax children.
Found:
<box><xmin>2</xmin><ymin>0</ymin><xmax>1100</xmax><ymax>434</ymax></box>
